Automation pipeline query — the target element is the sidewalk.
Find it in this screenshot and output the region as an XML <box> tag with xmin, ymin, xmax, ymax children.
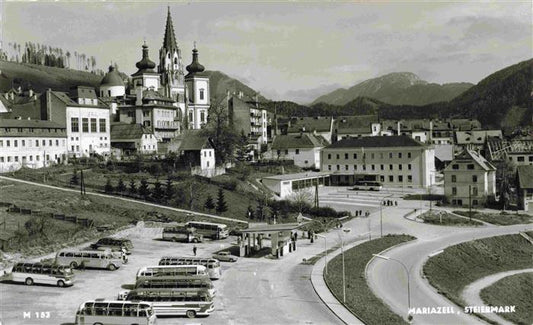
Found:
<box><xmin>310</xmin><ymin>238</ymin><xmax>366</xmax><ymax>325</ymax></box>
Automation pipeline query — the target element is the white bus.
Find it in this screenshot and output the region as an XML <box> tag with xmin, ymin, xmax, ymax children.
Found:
<box><xmin>352</xmin><ymin>180</ymin><xmax>383</xmax><ymax>191</ymax></box>
<box><xmin>162</xmin><ymin>226</ymin><xmax>203</xmax><ymax>243</ymax></box>
<box><xmin>136</xmin><ymin>265</ymin><xmax>208</xmax><ymax>281</ymax></box>
<box><xmin>9</xmin><ymin>262</ymin><xmax>75</xmax><ymax>287</ymax></box>
<box><xmin>185</xmin><ymin>221</ymin><xmax>229</xmax><ymax>239</ymax></box>
<box><xmin>55</xmin><ymin>249</ymin><xmax>122</xmax><ymax>271</ymax></box>
<box><xmin>158</xmin><ymin>256</ymin><xmax>221</xmax><ymax>280</ymax></box>
<box><xmin>118</xmin><ymin>275</ymin><xmax>215</xmax><ymax>301</ymax></box>
<box><xmin>126</xmin><ymin>289</ymin><xmax>214</xmax><ymax>318</ymax></box>
<box><xmin>74</xmin><ymin>300</ymin><xmax>156</xmax><ymax>325</ymax></box>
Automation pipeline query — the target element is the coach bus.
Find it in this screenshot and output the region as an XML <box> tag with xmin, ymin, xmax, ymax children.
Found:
<box><xmin>55</xmin><ymin>249</ymin><xmax>122</xmax><ymax>271</ymax></box>
<box><xmin>185</xmin><ymin>221</ymin><xmax>229</xmax><ymax>239</ymax></box>
<box><xmin>74</xmin><ymin>300</ymin><xmax>156</xmax><ymax>325</ymax></box>
<box><xmin>158</xmin><ymin>256</ymin><xmax>221</xmax><ymax>279</ymax></box>
<box><xmin>90</xmin><ymin>237</ymin><xmax>133</xmax><ymax>255</ymax></box>
<box><xmin>162</xmin><ymin>226</ymin><xmax>203</xmax><ymax>243</ymax></box>
<box><xmin>125</xmin><ymin>289</ymin><xmax>214</xmax><ymax>318</ymax></box>
<box><xmin>9</xmin><ymin>262</ymin><xmax>75</xmax><ymax>287</ymax></box>
<box><xmin>136</xmin><ymin>265</ymin><xmax>208</xmax><ymax>281</ymax></box>
<box><xmin>117</xmin><ymin>276</ymin><xmax>216</xmax><ymax>300</ymax></box>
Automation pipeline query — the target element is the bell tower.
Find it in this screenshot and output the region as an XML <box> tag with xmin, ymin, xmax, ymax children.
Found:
<box><xmin>159</xmin><ymin>7</ymin><xmax>185</xmax><ymax>105</ymax></box>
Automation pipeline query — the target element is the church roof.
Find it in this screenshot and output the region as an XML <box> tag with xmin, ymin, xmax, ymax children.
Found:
<box><xmin>100</xmin><ymin>66</ymin><xmax>125</xmax><ymax>87</ymax></box>
<box><xmin>162</xmin><ymin>7</ymin><xmax>178</xmax><ymax>52</ymax></box>
<box><xmin>185</xmin><ymin>47</ymin><xmax>207</xmax><ymax>78</ymax></box>
<box><xmin>132</xmin><ymin>43</ymin><xmax>157</xmax><ymax>77</ymax></box>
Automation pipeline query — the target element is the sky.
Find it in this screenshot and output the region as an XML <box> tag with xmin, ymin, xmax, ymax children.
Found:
<box><xmin>1</xmin><ymin>1</ymin><xmax>531</xmax><ymax>104</ymax></box>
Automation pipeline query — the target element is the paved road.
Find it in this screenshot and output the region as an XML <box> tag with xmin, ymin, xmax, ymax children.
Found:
<box><xmin>461</xmin><ymin>268</ymin><xmax>533</xmax><ymax>325</ymax></box>
<box><xmin>366</xmin><ymin>219</ymin><xmax>533</xmax><ymax>325</ymax></box>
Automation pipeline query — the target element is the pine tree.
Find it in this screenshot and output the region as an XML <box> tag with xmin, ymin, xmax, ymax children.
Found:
<box><xmin>116</xmin><ymin>178</ymin><xmax>126</xmax><ymax>194</ymax></box>
<box><xmin>165</xmin><ymin>177</ymin><xmax>175</xmax><ymax>202</ymax></box>
<box><xmin>204</xmin><ymin>194</ymin><xmax>215</xmax><ymax>211</ymax></box>
<box><xmin>215</xmin><ymin>188</ymin><xmax>228</xmax><ymax>214</ymax></box>
<box><xmin>152</xmin><ymin>179</ymin><xmax>164</xmax><ymax>203</ymax></box>
<box><xmin>128</xmin><ymin>179</ymin><xmax>137</xmax><ymax>195</ymax></box>
<box><xmin>104</xmin><ymin>178</ymin><xmax>114</xmax><ymax>194</ymax></box>
<box><xmin>235</xmin><ymin>130</ymin><xmax>249</xmax><ymax>161</ymax></box>
<box><xmin>70</xmin><ymin>169</ymin><xmax>79</xmax><ymax>186</ymax></box>
<box><xmin>138</xmin><ymin>178</ymin><xmax>150</xmax><ymax>200</ymax></box>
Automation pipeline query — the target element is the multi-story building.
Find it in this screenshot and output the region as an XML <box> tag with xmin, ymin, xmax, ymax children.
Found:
<box><xmin>110</xmin><ymin>123</ymin><xmax>158</xmax><ymax>157</ymax></box>
<box><xmin>40</xmin><ymin>87</ymin><xmax>111</xmax><ymax>158</ymax></box>
<box><xmin>171</xmin><ymin>130</ymin><xmax>216</xmax><ymax>177</ymax></box>
<box><xmin>455</xmin><ymin>130</ymin><xmax>503</xmax><ymax>155</ymax></box>
<box><xmin>270</xmin><ymin>133</ymin><xmax>327</xmax><ymax>169</ymax></box>
<box><xmin>321</xmin><ymin>135</ymin><xmax>435</xmax><ymax>187</ymax></box>
<box><xmin>443</xmin><ymin>149</ymin><xmax>496</xmax><ymax>207</ymax></box>
<box><xmin>224</xmin><ymin>92</ymin><xmax>268</xmax><ymax>157</ymax></box>
<box><xmin>0</xmin><ymin>119</ymin><xmax>67</xmax><ymax>172</ymax></box>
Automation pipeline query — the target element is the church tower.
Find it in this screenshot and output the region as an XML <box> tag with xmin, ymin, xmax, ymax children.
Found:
<box><xmin>185</xmin><ymin>44</ymin><xmax>209</xmax><ymax>130</ymax></box>
<box><xmin>159</xmin><ymin>7</ymin><xmax>185</xmax><ymax>105</ymax></box>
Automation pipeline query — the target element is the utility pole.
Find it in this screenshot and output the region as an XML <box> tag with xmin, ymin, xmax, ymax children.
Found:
<box><xmin>469</xmin><ymin>185</ymin><xmax>472</xmax><ymax>221</ymax></box>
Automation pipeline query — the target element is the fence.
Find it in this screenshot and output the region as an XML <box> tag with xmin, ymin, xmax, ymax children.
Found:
<box><xmin>1</xmin><ymin>202</ymin><xmax>94</xmax><ymax>228</ymax></box>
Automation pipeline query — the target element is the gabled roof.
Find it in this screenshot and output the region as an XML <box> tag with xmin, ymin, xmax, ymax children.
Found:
<box><xmin>336</xmin><ymin>115</ymin><xmax>379</xmax><ymax>134</ymax></box>
<box><xmin>174</xmin><ymin>130</ymin><xmax>213</xmax><ymax>151</ymax></box>
<box><xmin>517</xmin><ymin>165</ymin><xmax>533</xmax><ymax>189</ymax></box>
<box><xmin>272</xmin><ymin>133</ymin><xmax>328</xmax><ymax>150</ymax></box>
<box><xmin>287</xmin><ymin>116</ymin><xmax>332</xmax><ymax>133</ymax></box>
<box><xmin>455</xmin><ymin>130</ymin><xmax>503</xmax><ymax>145</ymax></box>
<box><xmin>110</xmin><ymin>123</ymin><xmax>152</xmax><ymax>140</ymax></box>
<box><xmin>448</xmin><ymin>149</ymin><xmax>497</xmax><ymax>171</ymax></box>
<box><xmin>326</xmin><ymin>135</ymin><xmax>425</xmax><ymax>149</ymax></box>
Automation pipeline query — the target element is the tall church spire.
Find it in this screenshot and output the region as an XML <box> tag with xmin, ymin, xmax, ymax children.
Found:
<box><xmin>162</xmin><ymin>6</ymin><xmax>178</xmax><ymax>52</ymax></box>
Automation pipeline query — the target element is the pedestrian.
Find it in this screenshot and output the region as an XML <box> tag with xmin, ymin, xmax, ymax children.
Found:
<box><xmin>395</xmin><ymin>200</ymin><xmax>398</xmax><ymax>206</ymax></box>
<box><xmin>193</xmin><ymin>245</ymin><xmax>197</xmax><ymax>256</ymax></box>
<box><xmin>294</xmin><ymin>232</ymin><xmax>298</xmax><ymax>241</ymax></box>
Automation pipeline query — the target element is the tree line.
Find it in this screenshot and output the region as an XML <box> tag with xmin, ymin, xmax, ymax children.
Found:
<box><xmin>1</xmin><ymin>41</ymin><xmax>100</xmax><ymax>73</ymax></box>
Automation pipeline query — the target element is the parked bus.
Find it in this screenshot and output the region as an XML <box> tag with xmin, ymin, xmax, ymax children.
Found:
<box><xmin>185</xmin><ymin>221</ymin><xmax>229</xmax><ymax>239</ymax></box>
<box><xmin>118</xmin><ymin>276</ymin><xmax>216</xmax><ymax>300</ymax></box>
<box><xmin>9</xmin><ymin>262</ymin><xmax>75</xmax><ymax>287</ymax></box>
<box><xmin>126</xmin><ymin>289</ymin><xmax>214</xmax><ymax>318</ymax></box>
<box><xmin>352</xmin><ymin>180</ymin><xmax>383</xmax><ymax>191</ymax></box>
<box><xmin>90</xmin><ymin>237</ymin><xmax>133</xmax><ymax>255</ymax></box>
<box><xmin>136</xmin><ymin>265</ymin><xmax>208</xmax><ymax>281</ymax></box>
<box><xmin>158</xmin><ymin>256</ymin><xmax>221</xmax><ymax>279</ymax></box>
<box><xmin>55</xmin><ymin>250</ymin><xmax>122</xmax><ymax>271</ymax></box>
<box><xmin>162</xmin><ymin>226</ymin><xmax>203</xmax><ymax>243</ymax></box>
<box><xmin>74</xmin><ymin>300</ymin><xmax>156</xmax><ymax>325</ymax></box>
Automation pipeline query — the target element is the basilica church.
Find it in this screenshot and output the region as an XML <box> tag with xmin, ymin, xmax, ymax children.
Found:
<box><xmin>100</xmin><ymin>7</ymin><xmax>210</xmax><ymax>142</ymax></box>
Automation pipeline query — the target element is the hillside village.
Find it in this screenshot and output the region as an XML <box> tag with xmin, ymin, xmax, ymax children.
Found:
<box><xmin>0</xmin><ymin>3</ymin><xmax>532</xmax><ymax>325</ymax></box>
<box><xmin>0</xmin><ymin>7</ymin><xmax>531</xmax><ymax>212</ymax></box>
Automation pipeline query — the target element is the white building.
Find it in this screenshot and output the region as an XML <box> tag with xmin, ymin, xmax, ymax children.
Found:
<box><xmin>0</xmin><ymin>119</ymin><xmax>67</xmax><ymax>172</ymax></box>
<box><xmin>110</xmin><ymin>123</ymin><xmax>158</xmax><ymax>157</ymax></box>
<box><xmin>99</xmin><ymin>66</ymin><xmax>126</xmax><ymax>98</ymax></box>
<box><xmin>261</xmin><ymin>171</ymin><xmax>330</xmax><ymax>199</ymax></box>
<box><xmin>321</xmin><ymin>135</ymin><xmax>435</xmax><ymax>188</ymax></box>
<box><xmin>41</xmin><ymin>87</ymin><xmax>111</xmax><ymax>158</ymax></box>
<box><xmin>443</xmin><ymin>149</ymin><xmax>496</xmax><ymax>207</ymax></box>
<box><xmin>270</xmin><ymin>133</ymin><xmax>327</xmax><ymax>169</ymax></box>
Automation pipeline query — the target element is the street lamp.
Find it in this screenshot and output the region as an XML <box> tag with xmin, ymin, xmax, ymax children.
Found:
<box><xmin>337</xmin><ymin>228</ymin><xmax>350</xmax><ymax>304</ymax></box>
<box><xmin>372</xmin><ymin>254</ymin><xmax>411</xmax><ymax>312</ymax></box>
<box><xmin>316</xmin><ymin>234</ymin><xmax>327</xmax><ymax>275</ymax></box>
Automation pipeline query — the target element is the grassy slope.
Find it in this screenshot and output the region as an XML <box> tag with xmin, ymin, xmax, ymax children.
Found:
<box><xmin>480</xmin><ymin>272</ymin><xmax>533</xmax><ymax>325</ymax></box>
<box><xmin>324</xmin><ymin>234</ymin><xmax>416</xmax><ymax>325</ymax></box>
<box><xmin>423</xmin><ymin>234</ymin><xmax>533</xmax><ymax>307</ymax></box>
<box><xmin>0</xmin><ymin>61</ymin><xmax>101</xmax><ymax>92</ymax></box>
<box><xmin>453</xmin><ymin>210</ymin><xmax>533</xmax><ymax>225</ymax></box>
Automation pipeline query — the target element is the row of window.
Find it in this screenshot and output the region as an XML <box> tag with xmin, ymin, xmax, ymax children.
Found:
<box><xmin>509</xmin><ymin>155</ymin><xmax>533</xmax><ymax>162</ymax></box>
<box><xmin>451</xmin><ymin>163</ymin><xmax>475</xmax><ymax>170</ymax></box>
<box><xmin>70</xmin><ymin>136</ymin><xmax>108</xmax><ymax>141</ymax></box>
<box><xmin>70</xmin><ymin>143</ymin><xmax>108</xmax><ymax>152</ymax></box>
<box><xmin>326</xmin><ymin>151</ymin><xmax>413</xmax><ymax>160</ymax></box>
<box><xmin>0</xmin><ymin>139</ymin><xmax>65</xmax><ymax>148</ymax></box>
<box><xmin>327</xmin><ymin>163</ymin><xmax>412</xmax><ymax>172</ymax></box>
<box><xmin>0</xmin><ymin>154</ymin><xmax>57</xmax><ymax>163</ymax></box>
<box><xmin>451</xmin><ymin>175</ymin><xmax>479</xmax><ymax>183</ymax></box>
<box><xmin>451</xmin><ymin>187</ymin><xmax>479</xmax><ymax>196</ymax></box>
<box><xmin>71</xmin><ymin>118</ymin><xmax>107</xmax><ymax>133</ymax></box>
<box><xmin>2</xmin><ymin>127</ymin><xmax>64</xmax><ymax>134</ymax></box>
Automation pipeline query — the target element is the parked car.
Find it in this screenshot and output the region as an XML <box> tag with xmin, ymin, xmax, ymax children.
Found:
<box><xmin>212</xmin><ymin>251</ymin><xmax>238</xmax><ymax>262</ymax></box>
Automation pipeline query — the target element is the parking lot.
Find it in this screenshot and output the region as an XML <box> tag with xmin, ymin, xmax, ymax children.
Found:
<box><xmin>0</xmin><ymin>221</ymin><xmax>341</xmax><ymax>325</ymax></box>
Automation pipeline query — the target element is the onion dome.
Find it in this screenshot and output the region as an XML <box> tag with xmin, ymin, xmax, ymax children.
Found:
<box><xmin>100</xmin><ymin>66</ymin><xmax>124</xmax><ymax>87</ymax></box>
<box><xmin>185</xmin><ymin>46</ymin><xmax>206</xmax><ymax>77</ymax></box>
<box><xmin>132</xmin><ymin>42</ymin><xmax>156</xmax><ymax>76</ymax></box>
